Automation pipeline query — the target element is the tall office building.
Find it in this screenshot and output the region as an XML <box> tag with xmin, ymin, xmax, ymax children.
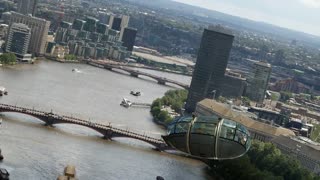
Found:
<box><xmin>96</xmin><ymin>23</ymin><xmax>108</xmax><ymax>35</ymax></box>
<box><xmin>121</xmin><ymin>27</ymin><xmax>137</xmax><ymax>52</ymax></box>
<box><xmin>185</xmin><ymin>26</ymin><xmax>234</xmax><ymax>113</ymax></box>
<box><xmin>110</xmin><ymin>17</ymin><xmax>122</xmax><ymax>31</ymax></box>
<box><xmin>9</xmin><ymin>12</ymin><xmax>50</xmax><ymax>55</ymax></box>
<box><xmin>246</xmin><ymin>61</ymin><xmax>272</xmax><ymax>103</ymax></box>
<box><xmin>5</xmin><ymin>23</ymin><xmax>31</xmax><ymax>56</ymax></box>
<box><xmin>98</xmin><ymin>12</ymin><xmax>111</xmax><ymax>24</ymax></box>
<box><xmin>17</xmin><ymin>0</ymin><xmax>37</xmax><ymax>16</ymax></box>
<box><xmin>119</xmin><ymin>15</ymin><xmax>130</xmax><ymax>40</ymax></box>
<box><xmin>83</xmin><ymin>17</ymin><xmax>98</xmax><ymax>32</ymax></box>
<box><xmin>109</xmin><ymin>15</ymin><xmax>129</xmax><ymax>40</ymax></box>
<box><xmin>72</xmin><ymin>19</ymin><xmax>86</xmax><ymax>31</ymax></box>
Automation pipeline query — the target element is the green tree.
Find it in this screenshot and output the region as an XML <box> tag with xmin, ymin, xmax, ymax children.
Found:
<box><xmin>157</xmin><ymin>111</ymin><xmax>170</xmax><ymax>122</ymax></box>
<box><xmin>0</xmin><ymin>53</ymin><xmax>17</xmax><ymax>65</ymax></box>
<box><xmin>280</xmin><ymin>91</ymin><xmax>293</xmax><ymax>102</ymax></box>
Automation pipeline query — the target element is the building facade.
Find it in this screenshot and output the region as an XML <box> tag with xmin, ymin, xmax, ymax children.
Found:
<box><xmin>271</xmin><ymin>135</ymin><xmax>320</xmax><ymax>175</ymax></box>
<box><xmin>5</xmin><ymin>23</ymin><xmax>31</xmax><ymax>57</ymax></box>
<box><xmin>121</xmin><ymin>27</ymin><xmax>137</xmax><ymax>52</ymax></box>
<box><xmin>271</xmin><ymin>78</ymin><xmax>311</xmax><ymax>94</ymax></box>
<box><xmin>17</xmin><ymin>0</ymin><xmax>37</xmax><ymax>16</ymax></box>
<box><xmin>221</xmin><ymin>70</ymin><xmax>247</xmax><ymax>98</ymax></box>
<box><xmin>246</xmin><ymin>61</ymin><xmax>272</xmax><ymax>103</ymax></box>
<box><xmin>9</xmin><ymin>12</ymin><xmax>50</xmax><ymax>55</ymax></box>
<box><xmin>185</xmin><ymin>26</ymin><xmax>234</xmax><ymax>112</ymax></box>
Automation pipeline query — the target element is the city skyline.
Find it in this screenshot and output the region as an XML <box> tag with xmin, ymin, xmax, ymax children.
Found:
<box><xmin>173</xmin><ymin>0</ymin><xmax>320</xmax><ymax>36</ymax></box>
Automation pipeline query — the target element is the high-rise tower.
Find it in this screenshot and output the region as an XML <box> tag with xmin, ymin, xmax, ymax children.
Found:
<box><xmin>246</xmin><ymin>61</ymin><xmax>272</xmax><ymax>103</ymax></box>
<box><xmin>9</xmin><ymin>12</ymin><xmax>50</xmax><ymax>55</ymax></box>
<box><xmin>121</xmin><ymin>27</ymin><xmax>137</xmax><ymax>52</ymax></box>
<box><xmin>5</xmin><ymin>23</ymin><xmax>31</xmax><ymax>56</ymax></box>
<box><xmin>185</xmin><ymin>26</ymin><xmax>234</xmax><ymax>113</ymax></box>
<box><xmin>17</xmin><ymin>0</ymin><xmax>37</xmax><ymax>16</ymax></box>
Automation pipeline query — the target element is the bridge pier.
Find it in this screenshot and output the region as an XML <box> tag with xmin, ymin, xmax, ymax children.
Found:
<box><xmin>157</xmin><ymin>80</ymin><xmax>166</xmax><ymax>85</ymax></box>
<box><xmin>44</xmin><ymin>115</ymin><xmax>55</xmax><ymax>126</ymax></box>
<box><xmin>104</xmin><ymin>66</ymin><xmax>113</xmax><ymax>70</ymax></box>
<box><xmin>130</xmin><ymin>72</ymin><xmax>139</xmax><ymax>77</ymax></box>
<box><xmin>103</xmin><ymin>129</ymin><xmax>113</xmax><ymax>139</ymax></box>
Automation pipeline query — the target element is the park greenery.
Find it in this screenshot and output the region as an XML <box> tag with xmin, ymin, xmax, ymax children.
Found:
<box><xmin>280</xmin><ymin>91</ymin><xmax>294</xmax><ymax>102</ymax></box>
<box><xmin>210</xmin><ymin>141</ymin><xmax>320</xmax><ymax>180</ymax></box>
<box><xmin>64</xmin><ymin>54</ymin><xmax>77</xmax><ymax>61</ymax></box>
<box><xmin>0</xmin><ymin>53</ymin><xmax>17</xmax><ymax>65</ymax></box>
<box><xmin>150</xmin><ymin>90</ymin><xmax>188</xmax><ymax>125</ymax></box>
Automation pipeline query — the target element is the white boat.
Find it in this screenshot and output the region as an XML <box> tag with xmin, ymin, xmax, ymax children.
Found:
<box><xmin>0</xmin><ymin>87</ymin><xmax>7</xmax><ymax>96</ymax></box>
<box><xmin>120</xmin><ymin>98</ymin><xmax>133</xmax><ymax>108</ymax></box>
<box><xmin>72</xmin><ymin>68</ymin><xmax>80</xmax><ymax>73</ymax></box>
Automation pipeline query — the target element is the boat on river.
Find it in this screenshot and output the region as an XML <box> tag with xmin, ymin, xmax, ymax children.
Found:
<box><xmin>120</xmin><ymin>98</ymin><xmax>133</xmax><ymax>108</ymax></box>
<box><xmin>0</xmin><ymin>168</ymin><xmax>9</xmax><ymax>180</ymax></box>
<box><xmin>0</xmin><ymin>87</ymin><xmax>8</xmax><ymax>96</ymax></box>
<box><xmin>72</xmin><ymin>68</ymin><xmax>80</xmax><ymax>73</ymax></box>
<box><xmin>130</xmin><ymin>91</ymin><xmax>141</xmax><ymax>96</ymax></box>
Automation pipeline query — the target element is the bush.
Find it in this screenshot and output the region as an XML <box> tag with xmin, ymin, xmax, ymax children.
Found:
<box><xmin>0</xmin><ymin>53</ymin><xmax>17</xmax><ymax>65</ymax></box>
<box><xmin>150</xmin><ymin>89</ymin><xmax>188</xmax><ymax>125</ymax></box>
<box><xmin>210</xmin><ymin>141</ymin><xmax>320</xmax><ymax>180</ymax></box>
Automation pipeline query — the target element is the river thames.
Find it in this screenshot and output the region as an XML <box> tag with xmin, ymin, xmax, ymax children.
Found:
<box><xmin>0</xmin><ymin>60</ymin><xmax>212</xmax><ymax>180</ymax></box>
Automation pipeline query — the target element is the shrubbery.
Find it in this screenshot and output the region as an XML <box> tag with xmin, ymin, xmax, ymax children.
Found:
<box><xmin>0</xmin><ymin>53</ymin><xmax>17</xmax><ymax>65</ymax></box>
<box><xmin>210</xmin><ymin>141</ymin><xmax>320</xmax><ymax>180</ymax></box>
<box><xmin>150</xmin><ymin>89</ymin><xmax>188</xmax><ymax>125</ymax></box>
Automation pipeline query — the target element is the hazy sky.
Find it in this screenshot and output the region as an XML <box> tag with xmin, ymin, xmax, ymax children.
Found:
<box><xmin>173</xmin><ymin>0</ymin><xmax>320</xmax><ymax>36</ymax></box>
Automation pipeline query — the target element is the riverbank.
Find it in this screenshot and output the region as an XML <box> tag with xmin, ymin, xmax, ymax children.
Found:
<box><xmin>45</xmin><ymin>56</ymin><xmax>82</xmax><ymax>63</ymax></box>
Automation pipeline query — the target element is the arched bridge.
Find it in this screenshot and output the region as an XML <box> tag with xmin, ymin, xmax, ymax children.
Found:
<box><xmin>0</xmin><ymin>103</ymin><xmax>168</xmax><ymax>150</ymax></box>
<box><xmin>88</xmin><ymin>61</ymin><xmax>190</xmax><ymax>89</ymax></box>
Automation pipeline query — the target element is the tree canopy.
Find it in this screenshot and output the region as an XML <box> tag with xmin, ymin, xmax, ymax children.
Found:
<box><xmin>150</xmin><ymin>89</ymin><xmax>188</xmax><ymax>125</ymax></box>
<box><xmin>0</xmin><ymin>53</ymin><xmax>17</xmax><ymax>65</ymax></box>
<box><xmin>210</xmin><ymin>141</ymin><xmax>320</xmax><ymax>180</ymax></box>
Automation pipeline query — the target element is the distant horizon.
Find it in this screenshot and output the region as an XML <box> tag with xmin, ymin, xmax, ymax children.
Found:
<box><xmin>173</xmin><ymin>0</ymin><xmax>320</xmax><ymax>37</ymax></box>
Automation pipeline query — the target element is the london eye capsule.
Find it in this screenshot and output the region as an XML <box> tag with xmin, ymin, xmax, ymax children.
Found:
<box><xmin>162</xmin><ymin>115</ymin><xmax>251</xmax><ymax>160</ymax></box>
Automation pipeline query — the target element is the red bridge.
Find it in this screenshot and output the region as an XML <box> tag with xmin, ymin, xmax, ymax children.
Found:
<box><xmin>0</xmin><ymin>103</ymin><xmax>169</xmax><ymax>150</ymax></box>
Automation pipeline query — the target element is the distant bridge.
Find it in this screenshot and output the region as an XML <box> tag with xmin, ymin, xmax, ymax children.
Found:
<box><xmin>88</xmin><ymin>61</ymin><xmax>190</xmax><ymax>89</ymax></box>
<box><xmin>0</xmin><ymin>103</ymin><xmax>168</xmax><ymax>150</ymax></box>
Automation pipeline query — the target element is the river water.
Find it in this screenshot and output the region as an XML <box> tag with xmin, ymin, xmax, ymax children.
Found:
<box><xmin>0</xmin><ymin>60</ymin><xmax>211</xmax><ymax>180</ymax></box>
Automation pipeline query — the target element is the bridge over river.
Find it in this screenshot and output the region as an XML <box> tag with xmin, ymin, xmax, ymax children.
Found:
<box><xmin>0</xmin><ymin>103</ymin><xmax>169</xmax><ymax>150</ymax></box>
<box><xmin>87</xmin><ymin>61</ymin><xmax>190</xmax><ymax>89</ymax></box>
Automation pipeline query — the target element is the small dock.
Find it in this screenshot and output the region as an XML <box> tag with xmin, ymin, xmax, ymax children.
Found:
<box><xmin>132</xmin><ymin>102</ymin><xmax>151</xmax><ymax>107</ymax></box>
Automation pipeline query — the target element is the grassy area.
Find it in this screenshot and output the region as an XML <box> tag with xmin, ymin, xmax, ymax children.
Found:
<box><xmin>311</xmin><ymin>124</ymin><xmax>320</xmax><ymax>143</ymax></box>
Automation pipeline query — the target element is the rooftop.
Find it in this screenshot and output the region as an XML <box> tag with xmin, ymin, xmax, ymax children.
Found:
<box><xmin>197</xmin><ymin>99</ymin><xmax>295</xmax><ymax>137</ymax></box>
<box><xmin>207</xmin><ymin>25</ymin><xmax>234</xmax><ymax>37</ymax></box>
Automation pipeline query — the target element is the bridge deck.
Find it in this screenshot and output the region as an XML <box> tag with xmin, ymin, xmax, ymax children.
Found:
<box><xmin>0</xmin><ymin>103</ymin><xmax>165</xmax><ymax>145</ymax></box>
<box><xmin>88</xmin><ymin>61</ymin><xmax>189</xmax><ymax>89</ymax></box>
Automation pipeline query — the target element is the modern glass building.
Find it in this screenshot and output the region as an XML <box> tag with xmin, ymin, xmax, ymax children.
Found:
<box><xmin>185</xmin><ymin>26</ymin><xmax>234</xmax><ymax>113</ymax></box>
<box><xmin>83</xmin><ymin>17</ymin><xmax>98</xmax><ymax>32</ymax></box>
<box><xmin>6</xmin><ymin>23</ymin><xmax>31</xmax><ymax>56</ymax></box>
<box><xmin>72</xmin><ymin>19</ymin><xmax>86</xmax><ymax>31</ymax></box>
<box><xmin>162</xmin><ymin>115</ymin><xmax>251</xmax><ymax>160</ymax></box>
<box><xmin>111</xmin><ymin>17</ymin><xmax>122</xmax><ymax>31</ymax></box>
<box><xmin>121</xmin><ymin>27</ymin><xmax>137</xmax><ymax>52</ymax></box>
